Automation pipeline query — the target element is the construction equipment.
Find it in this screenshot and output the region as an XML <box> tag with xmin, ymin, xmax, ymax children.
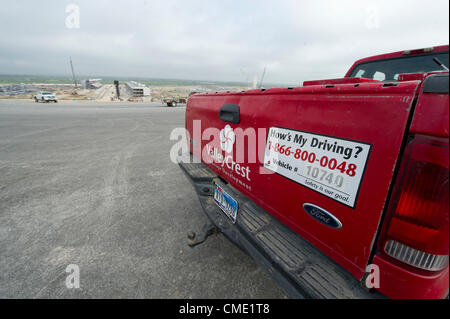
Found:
<box><xmin>69</xmin><ymin>57</ymin><xmax>78</xmax><ymax>89</ymax></box>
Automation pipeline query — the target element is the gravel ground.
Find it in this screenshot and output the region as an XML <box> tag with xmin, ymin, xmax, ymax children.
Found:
<box><xmin>0</xmin><ymin>99</ymin><xmax>286</xmax><ymax>298</ymax></box>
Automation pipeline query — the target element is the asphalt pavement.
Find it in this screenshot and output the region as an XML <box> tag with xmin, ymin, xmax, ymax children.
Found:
<box><xmin>0</xmin><ymin>99</ymin><xmax>286</xmax><ymax>298</ymax></box>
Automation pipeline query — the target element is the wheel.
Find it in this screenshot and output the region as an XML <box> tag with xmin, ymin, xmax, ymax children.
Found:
<box><xmin>172</xmin><ymin>101</ymin><xmax>177</xmax><ymax>107</ymax></box>
<box><xmin>54</xmin><ymin>100</ymin><xmax>58</xmax><ymax>103</ymax></box>
<box><xmin>34</xmin><ymin>97</ymin><xmax>38</xmax><ymax>103</ymax></box>
<box><xmin>167</xmin><ymin>102</ymin><xmax>172</xmax><ymax>107</ymax></box>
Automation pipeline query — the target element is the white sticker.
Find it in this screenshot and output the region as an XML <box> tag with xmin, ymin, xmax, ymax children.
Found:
<box><xmin>263</xmin><ymin>127</ymin><xmax>372</xmax><ymax>208</ymax></box>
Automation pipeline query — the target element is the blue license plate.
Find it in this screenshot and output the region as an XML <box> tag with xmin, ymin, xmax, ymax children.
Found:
<box><xmin>214</xmin><ymin>184</ymin><xmax>239</xmax><ymax>223</ymax></box>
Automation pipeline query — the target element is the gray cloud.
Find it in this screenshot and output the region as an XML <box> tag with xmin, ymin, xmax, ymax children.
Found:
<box><xmin>0</xmin><ymin>0</ymin><xmax>448</xmax><ymax>84</ymax></box>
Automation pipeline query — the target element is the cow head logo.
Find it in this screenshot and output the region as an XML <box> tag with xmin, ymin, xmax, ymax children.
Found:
<box><xmin>219</xmin><ymin>125</ymin><xmax>235</xmax><ymax>153</ymax></box>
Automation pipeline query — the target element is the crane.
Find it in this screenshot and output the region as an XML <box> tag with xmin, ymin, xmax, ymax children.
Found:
<box><xmin>69</xmin><ymin>57</ymin><xmax>78</xmax><ymax>89</ymax></box>
<box><xmin>258</xmin><ymin>67</ymin><xmax>266</xmax><ymax>88</ymax></box>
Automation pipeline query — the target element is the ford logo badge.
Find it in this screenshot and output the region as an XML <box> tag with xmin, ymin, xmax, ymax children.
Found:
<box><xmin>303</xmin><ymin>203</ymin><xmax>342</xmax><ymax>229</ymax></box>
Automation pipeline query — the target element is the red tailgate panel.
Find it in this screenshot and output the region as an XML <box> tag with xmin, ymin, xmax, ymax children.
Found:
<box><xmin>187</xmin><ymin>81</ymin><xmax>420</xmax><ymax>279</ymax></box>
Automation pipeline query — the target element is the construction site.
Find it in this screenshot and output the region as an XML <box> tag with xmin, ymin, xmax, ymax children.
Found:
<box><xmin>0</xmin><ymin>58</ymin><xmax>260</xmax><ymax>105</ymax></box>
<box><xmin>0</xmin><ymin>79</ymin><xmax>249</xmax><ymax>104</ymax></box>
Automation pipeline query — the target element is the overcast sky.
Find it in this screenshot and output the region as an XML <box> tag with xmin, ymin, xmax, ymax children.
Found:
<box><xmin>0</xmin><ymin>0</ymin><xmax>448</xmax><ymax>84</ymax></box>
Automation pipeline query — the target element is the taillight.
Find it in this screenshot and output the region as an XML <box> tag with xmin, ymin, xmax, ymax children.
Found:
<box><xmin>379</xmin><ymin>134</ymin><xmax>449</xmax><ymax>272</ymax></box>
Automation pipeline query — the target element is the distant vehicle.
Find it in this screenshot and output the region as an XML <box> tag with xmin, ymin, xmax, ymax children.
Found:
<box><xmin>162</xmin><ymin>96</ymin><xmax>187</xmax><ymax>107</ymax></box>
<box><xmin>34</xmin><ymin>91</ymin><xmax>57</xmax><ymax>103</ymax></box>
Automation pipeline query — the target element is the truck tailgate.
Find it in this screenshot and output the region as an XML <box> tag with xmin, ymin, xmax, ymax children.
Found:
<box><xmin>186</xmin><ymin>81</ymin><xmax>420</xmax><ymax>279</ymax></box>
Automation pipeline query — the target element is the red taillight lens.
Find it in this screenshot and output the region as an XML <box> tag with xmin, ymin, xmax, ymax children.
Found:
<box><xmin>379</xmin><ymin>134</ymin><xmax>449</xmax><ymax>271</ymax></box>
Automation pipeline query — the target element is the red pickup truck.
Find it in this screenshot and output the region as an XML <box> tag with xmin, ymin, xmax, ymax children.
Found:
<box><xmin>178</xmin><ymin>45</ymin><xmax>449</xmax><ymax>299</ymax></box>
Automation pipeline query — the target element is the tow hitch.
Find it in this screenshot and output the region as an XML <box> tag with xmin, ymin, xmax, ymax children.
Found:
<box><xmin>187</xmin><ymin>221</ymin><xmax>218</xmax><ymax>247</ymax></box>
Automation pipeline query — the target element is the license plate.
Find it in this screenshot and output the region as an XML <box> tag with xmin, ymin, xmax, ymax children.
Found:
<box><xmin>214</xmin><ymin>184</ymin><xmax>239</xmax><ymax>223</ymax></box>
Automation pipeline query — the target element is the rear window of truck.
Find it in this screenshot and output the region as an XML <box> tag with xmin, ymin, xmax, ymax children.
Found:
<box><xmin>349</xmin><ymin>52</ymin><xmax>449</xmax><ymax>81</ymax></box>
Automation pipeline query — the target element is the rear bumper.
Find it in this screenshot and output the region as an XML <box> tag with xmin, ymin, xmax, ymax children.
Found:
<box><xmin>178</xmin><ymin>154</ymin><xmax>383</xmax><ymax>299</ymax></box>
<box><xmin>373</xmin><ymin>255</ymin><xmax>449</xmax><ymax>299</ymax></box>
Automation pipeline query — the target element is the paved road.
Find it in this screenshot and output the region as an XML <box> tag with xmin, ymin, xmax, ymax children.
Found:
<box><xmin>0</xmin><ymin>99</ymin><xmax>286</xmax><ymax>298</ymax></box>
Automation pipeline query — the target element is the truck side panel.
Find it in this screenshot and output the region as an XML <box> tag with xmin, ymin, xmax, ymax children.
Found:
<box><xmin>186</xmin><ymin>81</ymin><xmax>420</xmax><ymax>279</ymax></box>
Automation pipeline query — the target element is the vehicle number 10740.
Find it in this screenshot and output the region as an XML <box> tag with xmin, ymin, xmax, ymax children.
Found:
<box><xmin>305</xmin><ymin>166</ymin><xmax>344</xmax><ymax>188</ymax></box>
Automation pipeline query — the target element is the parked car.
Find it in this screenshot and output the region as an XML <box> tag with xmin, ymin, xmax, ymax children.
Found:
<box><xmin>34</xmin><ymin>91</ymin><xmax>57</xmax><ymax>103</ymax></box>
<box><xmin>179</xmin><ymin>45</ymin><xmax>449</xmax><ymax>299</ymax></box>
